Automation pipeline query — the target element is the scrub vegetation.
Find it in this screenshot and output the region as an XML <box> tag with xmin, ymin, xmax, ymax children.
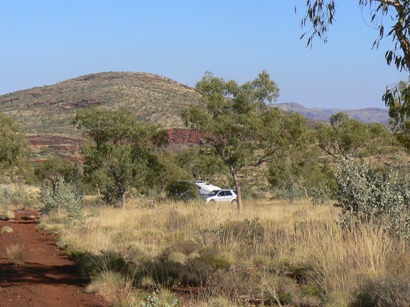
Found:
<box><xmin>0</xmin><ymin>70</ymin><xmax>409</xmax><ymax>306</ymax></box>
<box><xmin>38</xmin><ymin>199</ymin><xmax>409</xmax><ymax>306</ymax></box>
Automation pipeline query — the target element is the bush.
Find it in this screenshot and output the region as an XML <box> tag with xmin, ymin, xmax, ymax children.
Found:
<box><xmin>165</xmin><ymin>180</ymin><xmax>199</xmax><ymax>201</ymax></box>
<box><xmin>335</xmin><ymin>157</ymin><xmax>410</xmax><ymax>240</ymax></box>
<box><xmin>145</xmin><ymin>241</ymin><xmax>231</xmax><ymax>287</ymax></box>
<box><xmin>40</xmin><ymin>176</ymin><xmax>84</xmax><ymax>223</ymax></box>
<box><xmin>0</xmin><ymin>185</ymin><xmax>30</xmax><ymax>207</ymax></box>
<box><xmin>352</xmin><ymin>276</ymin><xmax>410</xmax><ymax>307</ymax></box>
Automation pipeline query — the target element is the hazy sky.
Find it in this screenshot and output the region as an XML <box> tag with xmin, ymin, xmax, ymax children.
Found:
<box><xmin>0</xmin><ymin>1</ymin><xmax>407</xmax><ymax>109</ymax></box>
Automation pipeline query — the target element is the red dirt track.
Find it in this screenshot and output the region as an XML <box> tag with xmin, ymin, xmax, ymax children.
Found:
<box><xmin>0</xmin><ymin>211</ymin><xmax>107</xmax><ymax>307</ymax></box>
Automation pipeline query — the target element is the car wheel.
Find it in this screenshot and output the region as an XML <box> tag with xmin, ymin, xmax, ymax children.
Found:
<box><xmin>209</xmin><ymin>199</ymin><xmax>216</xmax><ymax>204</ymax></box>
<box><xmin>231</xmin><ymin>199</ymin><xmax>238</xmax><ymax>205</ymax></box>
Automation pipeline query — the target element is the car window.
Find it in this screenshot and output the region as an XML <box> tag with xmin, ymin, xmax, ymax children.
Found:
<box><xmin>218</xmin><ymin>191</ymin><xmax>224</xmax><ymax>197</ymax></box>
<box><xmin>225</xmin><ymin>191</ymin><xmax>232</xmax><ymax>196</ymax></box>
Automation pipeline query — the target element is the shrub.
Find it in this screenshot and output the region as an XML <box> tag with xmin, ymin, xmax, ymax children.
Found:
<box><xmin>273</xmin><ymin>181</ymin><xmax>306</xmax><ymax>202</ymax></box>
<box><xmin>148</xmin><ymin>241</ymin><xmax>230</xmax><ymax>287</ymax></box>
<box><xmin>68</xmin><ymin>250</ymin><xmax>127</xmax><ymax>276</ymax></box>
<box><xmin>0</xmin><ymin>185</ymin><xmax>30</xmax><ymax>207</ymax></box>
<box><xmin>165</xmin><ymin>180</ymin><xmax>199</xmax><ymax>201</ymax></box>
<box><xmin>335</xmin><ymin>157</ymin><xmax>410</xmax><ymax>241</ymax></box>
<box><xmin>351</xmin><ymin>276</ymin><xmax>410</xmax><ymax>307</ymax></box>
<box><xmin>40</xmin><ymin>176</ymin><xmax>84</xmax><ymax>223</ymax></box>
<box><xmin>310</xmin><ymin>180</ymin><xmax>331</xmax><ymax>205</ymax></box>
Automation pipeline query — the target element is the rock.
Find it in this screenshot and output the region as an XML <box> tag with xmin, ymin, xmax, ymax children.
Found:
<box><xmin>0</xmin><ymin>210</ymin><xmax>15</xmax><ymax>221</ymax></box>
<box><xmin>1</xmin><ymin>226</ymin><xmax>13</xmax><ymax>234</ymax></box>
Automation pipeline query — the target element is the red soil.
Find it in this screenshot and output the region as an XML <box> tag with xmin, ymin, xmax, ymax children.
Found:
<box><xmin>0</xmin><ymin>211</ymin><xmax>107</xmax><ymax>307</ymax></box>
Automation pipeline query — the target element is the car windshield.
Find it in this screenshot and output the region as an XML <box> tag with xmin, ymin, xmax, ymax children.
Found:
<box><xmin>207</xmin><ymin>190</ymin><xmax>220</xmax><ymax>196</ymax></box>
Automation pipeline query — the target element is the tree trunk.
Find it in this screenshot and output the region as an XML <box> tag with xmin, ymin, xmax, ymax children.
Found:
<box><xmin>96</xmin><ymin>184</ymin><xmax>101</xmax><ymax>198</ymax></box>
<box><xmin>232</xmin><ymin>170</ymin><xmax>242</xmax><ymax>212</ymax></box>
<box><xmin>121</xmin><ymin>192</ymin><xmax>126</xmax><ymax>209</ymax></box>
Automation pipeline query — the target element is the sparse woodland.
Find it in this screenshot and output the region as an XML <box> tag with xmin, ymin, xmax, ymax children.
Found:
<box><xmin>0</xmin><ymin>68</ymin><xmax>409</xmax><ymax>306</ymax></box>
<box><xmin>2</xmin><ymin>1</ymin><xmax>410</xmax><ymax>306</ymax></box>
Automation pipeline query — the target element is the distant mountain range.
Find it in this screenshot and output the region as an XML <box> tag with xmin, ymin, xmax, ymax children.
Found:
<box><xmin>276</xmin><ymin>102</ymin><xmax>389</xmax><ymax>125</ymax></box>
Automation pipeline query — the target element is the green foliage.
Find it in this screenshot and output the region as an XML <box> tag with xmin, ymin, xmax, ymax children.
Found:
<box><xmin>165</xmin><ymin>180</ymin><xmax>199</xmax><ymax>201</ymax></box>
<box><xmin>176</xmin><ymin>147</ymin><xmax>229</xmax><ymax>184</ymax></box>
<box><xmin>0</xmin><ymin>185</ymin><xmax>30</xmax><ymax>207</ymax></box>
<box><xmin>154</xmin><ymin>152</ymin><xmax>191</xmax><ymax>190</ymax></box>
<box><xmin>74</xmin><ymin>108</ymin><xmax>164</xmax><ymax>208</ymax></box>
<box><xmin>335</xmin><ymin>157</ymin><xmax>410</xmax><ymax>240</ymax></box>
<box><xmin>40</xmin><ymin>176</ymin><xmax>84</xmax><ymax>223</ymax></box>
<box><xmin>299</xmin><ymin>1</ymin><xmax>410</xmax><ymax>72</ymax></box>
<box><xmin>384</xmin><ymin>81</ymin><xmax>410</xmax><ymax>149</ymax></box>
<box><xmin>268</xmin><ymin>137</ymin><xmax>333</xmax><ymax>202</ymax></box>
<box><xmin>316</xmin><ymin>112</ymin><xmax>396</xmax><ymax>159</ymax></box>
<box><xmin>316</xmin><ymin>113</ymin><xmax>370</xmax><ymax>158</ymax></box>
<box><xmin>35</xmin><ymin>157</ymin><xmax>82</xmax><ymax>190</ymax></box>
<box><xmin>0</xmin><ymin>113</ymin><xmax>28</xmax><ymax>173</ymax></box>
<box><xmin>183</xmin><ymin>71</ymin><xmax>310</xmax><ymax>210</ymax></box>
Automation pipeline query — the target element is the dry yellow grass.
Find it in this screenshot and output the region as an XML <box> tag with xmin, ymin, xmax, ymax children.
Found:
<box><xmin>6</xmin><ymin>243</ymin><xmax>25</xmax><ymax>265</ymax></box>
<box><xmin>41</xmin><ymin>198</ymin><xmax>410</xmax><ymax>306</ymax></box>
<box><xmin>85</xmin><ymin>270</ymin><xmax>133</xmax><ymax>304</ymax></box>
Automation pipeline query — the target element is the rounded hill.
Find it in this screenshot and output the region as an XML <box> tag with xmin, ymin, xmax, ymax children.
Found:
<box><xmin>0</xmin><ymin>72</ymin><xmax>201</xmax><ymax>136</ymax></box>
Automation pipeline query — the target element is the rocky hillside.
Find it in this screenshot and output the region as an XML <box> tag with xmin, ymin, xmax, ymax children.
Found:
<box><xmin>0</xmin><ymin>72</ymin><xmax>201</xmax><ymax>136</ymax></box>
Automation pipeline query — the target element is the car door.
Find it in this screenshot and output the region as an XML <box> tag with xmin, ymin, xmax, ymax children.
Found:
<box><xmin>215</xmin><ymin>190</ymin><xmax>225</xmax><ymax>202</ymax></box>
<box><xmin>224</xmin><ymin>190</ymin><xmax>233</xmax><ymax>202</ymax></box>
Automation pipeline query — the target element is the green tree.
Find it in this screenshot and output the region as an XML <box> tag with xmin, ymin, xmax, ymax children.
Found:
<box><xmin>268</xmin><ymin>139</ymin><xmax>332</xmax><ymax>203</ymax></box>
<box><xmin>383</xmin><ymin>81</ymin><xmax>410</xmax><ymax>148</ymax></box>
<box><xmin>316</xmin><ymin>112</ymin><xmax>371</xmax><ymax>159</ymax></box>
<box><xmin>74</xmin><ymin>108</ymin><xmax>163</xmax><ymax>208</ymax></box>
<box><xmin>299</xmin><ymin>1</ymin><xmax>410</xmax><ymax>72</ymax></box>
<box><xmin>0</xmin><ymin>113</ymin><xmax>28</xmax><ymax>173</ymax></box>
<box><xmin>366</xmin><ymin>121</ymin><xmax>399</xmax><ymax>156</ymax></box>
<box><xmin>182</xmin><ymin>71</ymin><xmax>310</xmax><ymax>211</ymax></box>
<box><xmin>176</xmin><ymin>147</ymin><xmax>230</xmax><ymax>185</ymax></box>
<box><xmin>316</xmin><ymin>112</ymin><xmax>397</xmax><ymax>159</ymax></box>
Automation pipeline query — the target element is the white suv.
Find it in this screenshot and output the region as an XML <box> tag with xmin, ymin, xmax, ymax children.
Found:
<box><xmin>205</xmin><ymin>189</ymin><xmax>237</xmax><ymax>204</ymax></box>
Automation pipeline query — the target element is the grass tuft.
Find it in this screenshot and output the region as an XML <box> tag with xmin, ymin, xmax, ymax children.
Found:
<box><xmin>6</xmin><ymin>243</ymin><xmax>25</xmax><ymax>265</ymax></box>
<box><xmin>86</xmin><ymin>270</ymin><xmax>132</xmax><ymax>304</ymax></box>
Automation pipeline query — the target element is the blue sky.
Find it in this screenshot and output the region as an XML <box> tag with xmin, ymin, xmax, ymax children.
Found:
<box><xmin>0</xmin><ymin>1</ymin><xmax>407</xmax><ymax>109</ymax></box>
